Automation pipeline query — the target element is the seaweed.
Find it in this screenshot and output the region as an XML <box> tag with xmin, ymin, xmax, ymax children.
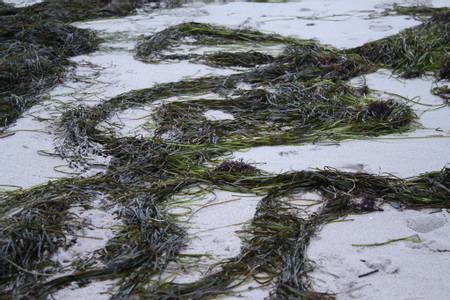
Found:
<box><xmin>1</xmin><ymin>141</ymin><xmax>448</xmax><ymax>298</ymax></box>
<box><xmin>151</xmin><ymin>81</ymin><xmax>415</xmax><ymax>145</ymax></box>
<box><xmin>386</xmin><ymin>4</ymin><xmax>450</xmax><ymax>18</ymax></box>
<box><xmin>432</xmin><ymin>85</ymin><xmax>450</xmax><ymax>102</ymax></box>
<box><xmin>1</xmin><ymin>4</ymin><xmax>449</xmax><ymax>299</ymax></box>
<box><xmin>135</xmin><ymin>21</ymin><xmax>302</xmax><ymax>63</ymax></box>
<box><xmin>350</xmin><ymin>9</ymin><xmax>450</xmax><ymax>79</ymax></box>
<box><xmin>0</xmin><ymin>0</ymin><xmax>170</xmax><ymax>128</ymax></box>
<box><xmin>214</xmin><ymin>159</ymin><xmax>259</xmax><ymax>175</ymax></box>
<box><xmin>0</xmin><ymin>177</ymin><xmax>105</xmax><ymax>295</ymax></box>
<box><xmin>199</xmin><ymin>51</ymin><xmax>275</xmax><ymax>68</ymax></box>
<box><xmin>19</xmin><ymin>0</ymin><xmax>159</xmax><ymax>22</ymax></box>
<box><xmin>112</xmin><ymin>168</ymin><xmax>449</xmax><ymax>299</ymax></box>
<box><xmin>57</xmin><ymin>44</ymin><xmax>378</xmax><ymax>160</ymax></box>
<box><xmin>136</xmin><ymin>11</ymin><xmax>449</xmax><ymax>80</ymax></box>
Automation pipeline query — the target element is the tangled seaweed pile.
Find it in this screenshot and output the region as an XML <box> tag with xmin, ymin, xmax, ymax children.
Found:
<box><xmin>0</xmin><ymin>0</ymin><xmax>167</xmax><ymax>127</ymax></box>
<box><xmin>0</xmin><ymin>3</ymin><xmax>449</xmax><ymax>300</ymax></box>
<box><xmin>1</xmin><ymin>147</ymin><xmax>448</xmax><ymax>298</ymax></box>
<box><xmin>352</xmin><ymin>9</ymin><xmax>450</xmax><ymax>79</ymax></box>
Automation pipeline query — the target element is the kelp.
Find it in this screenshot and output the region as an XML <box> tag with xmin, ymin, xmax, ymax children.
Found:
<box><xmin>136</xmin><ymin>22</ymin><xmax>374</xmax><ymax>80</ymax></box>
<box><xmin>187</xmin><ymin>50</ymin><xmax>275</xmax><ymax>68</ymax></box>
<box><xmin>1</xmin><ymin>134</ymin><xmax>449</xmax><ymax>298</ymax></box>
<box><xmin>48</xmin><ymin>11</ymin><xmax>448</xmax><ymax>296</ymax></box>
<box><xmin>56</xmin><ymin>76</ymin><xmax>413</xmax><ymax>164</ymax></box>
<box><xmin>214</xmin><ymin>159</ymin><xmax>260</xmax><ymax>175</ymax></box>
<box><xmin>33</xmin><ymin>191</ymin><xmax>189</xmax><ymax>299</ymax></box>
<box><xmin>0</xmin><ymin>2</ymin><xmax>15</xmax><ymax>15</ymax></box>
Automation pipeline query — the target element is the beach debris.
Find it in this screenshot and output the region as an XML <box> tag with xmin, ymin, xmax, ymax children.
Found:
<box><xmin>352</xmin><ymin>234</ymin><xmax>422</xmax><ymax>248</ymax></box>
<box><xmin>214</xmin><ymin>159</ymin><xmax>259</xmax><ymax>175</ymax></box>
<box><xmin>389</xmin><ymin>201</ymin><xmax>402</xmax><ymax>209</ymax></box>
<box><xmin>358</xmin><ymin>269</ymin><xmax>379</xmax><ymax>278</ymax></box>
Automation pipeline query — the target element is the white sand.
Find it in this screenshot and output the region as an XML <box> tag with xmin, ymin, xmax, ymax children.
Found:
<box><xmin>49</xmin><ymin>197</ymin><xmax>121</xmax><ymax>300</ymax></box>
<box><xmin>204</xmin><ymin>110</ymin><xmax>235</xmax><ymax>121</ymax></box>
<box><xmin>97</xmin><ymin>92</ymin><xmax>225</xmax><ymax>138</ymax></box>
<box><xmin>51</xmin><ymin>52</ymin><xmax>236</xmax><ymax>107</ymax></box>
<box><xmin>232</xmin><ymin>137</ymin><xmax>450</xmax><ymax>177</ymax></box>
<box><xmin>3</xmin><ymin>0</ymin><xmax>42</xmax><ymax>7</ymax></box>
<box><xmin>51</xmin><ymin>197</ymin><xmax>120</xmax><ymax>269</ymax></box>
<box><xmin>307</xmin><ymin>206</ymin><xmax>450</xmax><ymax>299</ymax></box>
<box><xmin>0</xmin><ymin>107</ymin><xmax>66</xmax><ymax>189</ymax></box>
<box><xmin>76</xmin><ymin>0</ymin><xmax>434</xmax><ymax>49</ymax></box>
<box><xmin>161</xmin><ymin>188</ymin><xmax>273</xmax><ymax>299</ymax></box>
<box><xmin>164</xmin><ymin>188</ymin><xmax>262</xmax><ymax>283</ymax></box>
<box><xmin>51</xmin><ymin>279</ymin><xmax>118</xmax><ymax>300</ymax></box>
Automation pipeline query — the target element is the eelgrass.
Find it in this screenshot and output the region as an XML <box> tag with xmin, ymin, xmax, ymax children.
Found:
<box><xmin>1</xmin><ymin>4</ymin><xmax>449</xmax><ymax>299</ymax></box>
<box><xmin>386</xmin><ymin>4</ymin><xmax>450</xmax><ymax>18</ymax></box>
<box><xmin>101</xmin><ymin>168</ymin><xmax>449</xmax><ymax>299</ymax></box>
<box><xmin>0</xmin><ymin>176</ymin><xmax>106</xmax><ymax>296</ymax></box>
<box><xmin>152</xmin><ymin>81</ymin><xmax>415</xmax><ymax>145</ymax></box>
<box><xmin>0</xmin><ymin>0</ymin><xmax>171</xmax><ymax>127</ymax></box>
<box><xmin>56</xmin><ymin>45</ymin><xmax>376</xmax><ymax>160</ymax></box>
<box><xmin>432</xmin><ymin>85</ymin><xmax>450</xmax><ymax>103</ymax></box>
<box><xmin>350</xmin><ymin>9</ymin><xmax>450</xmax><ymax>79</ymax></box>
<box><xmin>137</xmin><ymin>9</ymin><xmax>449</xmax><ymax>78</ymax></box>
<box><xmin>135</xmin><ymin>21</ymin><xmax>304</xmax><ymax>63</ymax></box>
<box><xmin>2</xmin><ymin>128</ymin><xmax>448</xmax><ymax>298</ymax></box>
